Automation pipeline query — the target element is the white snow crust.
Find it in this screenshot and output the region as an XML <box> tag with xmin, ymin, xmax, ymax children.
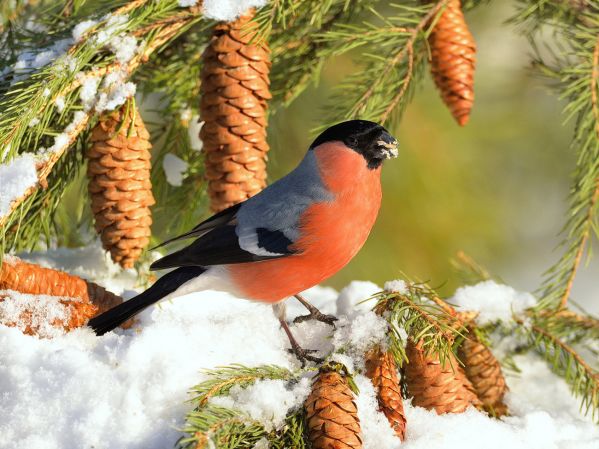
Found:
<box><xmin>450</xmin><ymin>280</ymin><xmax>537</xmax><ymax>324</ymax></box>
<box><xmin>202</xmin><ymin>0</ymin><xmax>268</xmax><ymax>21</ymax></box>
<box><xmin>0</xmin><ymin>250</ymin><xmax>597</xmax><ymax>448</ymax></box>
<box><xmin>162</xmin><ymin>153</ymin><xmax>188</xmax><ymax>186</ymax></box>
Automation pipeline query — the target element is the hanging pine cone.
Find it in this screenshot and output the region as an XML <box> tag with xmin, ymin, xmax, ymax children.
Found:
<box><xmin>365</xmin><ymin>348</ymin><xmax>406</xmax><ymax>440</ymax></box>
<box><xmin>87</xmin><ymin>102</ymin><xmax>155</xmax><ymax>268</ymax></box>
<box><xmin>0</xmin><ymin>256</ymin><xmax>132</xmax><ymax>333</ymax></box>
<box><xmin>459</xmin><ymin>334</ymin><xmax>509</xmax><ymax>416</ymax></box>
<box><xmin>200</xmin><ymin>11</ymin><xmax>271</xmax><ymax>212</ymax></box>
<box><xmin>305</xmin><ymin>367</ymin><xmax>362</xmax><ymax>449</ymax></box>
<box><xmin>404</xmin><ymin>338</ymin><xmax>481</xmax><ymax>414</ymax></box>
<box><xmin>428</xmin><ymin>0</ymin><xmax>476</xmax><ymax>126</ymax></box>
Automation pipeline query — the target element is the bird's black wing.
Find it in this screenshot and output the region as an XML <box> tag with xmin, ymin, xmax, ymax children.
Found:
<box><xmin>150</xmin><ymin>225</ymin><xmax>295</xmax><ymax>270</ymax></box>
<box><xmin>151</xmin><ymin>203</ymin><xmax>243</xmax><ymax>251</ymax></box>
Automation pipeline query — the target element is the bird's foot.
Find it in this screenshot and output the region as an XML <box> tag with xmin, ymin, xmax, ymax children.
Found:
<box><xmin>293</xmin><ymin>294</ymin><xmax>338</xmax><ymax>326</ymax></box>
<box><xmin>287</xmin><ymin>346</ymin><xmax>323</xmax><ymax>367</ymax></box>
<box><xmin>293</xmin><ymin>310</ymin><xmax>338</xmax><ymax>326</ymax></box>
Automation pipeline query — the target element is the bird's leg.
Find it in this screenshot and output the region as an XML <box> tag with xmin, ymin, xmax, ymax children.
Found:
<box><xmin>272</xmin><ymin>303</ymin><xmax>323</xmax><ymax>367</ymax></box>
<box><xmin>293</xmin><ymin>294</ymin><xmax>338</xmax><ymax>326</ymax></box>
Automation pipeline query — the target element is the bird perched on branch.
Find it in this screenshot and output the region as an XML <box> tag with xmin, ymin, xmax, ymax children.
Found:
<box><xmin>88</xmin><ymin>120</ymin><xmax>398</xmax><ymax>364</ymax></box>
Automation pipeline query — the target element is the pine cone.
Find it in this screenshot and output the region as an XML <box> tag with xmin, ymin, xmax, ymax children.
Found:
<box><xmin>404</xmin><ymin>338</ymin><xmax>481</xmax><ymax>414</ymax></box>
<box><xmin>0</xmin><ymin>256</ymin><xmax>132</xmax><ymax>333</ymax></box>
<box><xmin>87</xmin><ymin>104</ymin><xmax>155</xmax><ymax>268</ymax></box>
<box><xmin>365</xmin><ymin>348</ymin><xmax>406</xmax><ymax>440</ymax></box>
<box><xmin>305</xmin><ymin>368</ymin><xmax>362</xmax><ymax>449</ymax></box>
<box><xmin>428</xmin><ymin>0</ymin><xmax>476</xmax><ymax>126</ymax></box>
<box><xmin>459</xmin><ymin>334</ymin><xmax>508</xmax><ymax>416</ymax></box>
<box><xmin>0</xmin><ymin>290</ymin><xmax>97</xmax><ymax>336</ymax></box>
<box><xmin>200</xmin><ymin>12</ymin><xmax>271</xmax><ymax>212</ymax></box>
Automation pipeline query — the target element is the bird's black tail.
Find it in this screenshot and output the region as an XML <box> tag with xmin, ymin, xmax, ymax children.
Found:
<box><xmin>88</xmin><ymin>266</ymin><xmax>206</xmax><ymax>336</ymax></box>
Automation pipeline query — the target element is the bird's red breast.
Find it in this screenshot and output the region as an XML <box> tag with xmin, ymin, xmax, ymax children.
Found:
<box><xmin>228</xmin><ymin>142</ymin><xmax>382</xmax><ymax>302</ymax></box>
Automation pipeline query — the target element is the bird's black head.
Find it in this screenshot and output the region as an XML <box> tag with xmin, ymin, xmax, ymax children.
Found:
<box><xmin>310</xmin><ymin>120</ymin><xmax>398</xmax><ymax>169</ymax></box>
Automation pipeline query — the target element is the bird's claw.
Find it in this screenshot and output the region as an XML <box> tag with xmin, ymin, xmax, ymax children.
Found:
<box><xmin>293</xmin><ymin>311</ymin><xmax>338</xmax><ymax>326</ymax></box>
<box><xmin>287</xmin><ymin>347</ymin><xmax>323</xmax><ymax>367</ymax></box>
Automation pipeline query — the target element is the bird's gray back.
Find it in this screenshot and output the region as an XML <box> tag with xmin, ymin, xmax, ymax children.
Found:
<box><xmin>236</xmin><ymin>151</ymin><xmax>333</xmax><ymax>244</ymax></box>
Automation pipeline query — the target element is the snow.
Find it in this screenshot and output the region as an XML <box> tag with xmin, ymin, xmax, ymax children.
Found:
<box><xmin>384</xmin><ymin>279</ymin><xmax>408</xmax><ymax>294</ymax></box>
<box><xmin>77</xmin><ymin>70</ymin><xmax>135</xmax><ymax>113</ymax></box>
<box><xmin>178</xmin><ymin>0</ymin><xmax>199</xmax><ymax>7</ymax></box>
<box><xmin>54</xmin><ymin>96</ymin><xmax>65</xmax><ymax>112</ymax></box>
<box><xmin>0</xmin><ymin>153</ymin><xmax>38</xmax><ymax>219</ymax></box>
<box><xmin>354</xmin><ymin>374</ymin><xmax>402</xmax><ymax>449</ymax></box>
<box><xmin>0</xmin><ymin>248</ymin><xmax>597</xmax><ymax>448</ymax></box>
<box><xmin>189</xmin><ymin>117</ymin><xmax>204</xmax><ymax>151</ymax></box>
<box><xmin>72</xmin><ymin>20</ymin><xmax>98</xmax><ymax>42</ymax></box>
<box><xmin>95</xmin><ymin>71</ymin><xmax>136</xmax><ymax>112</ymax></box>
<box><xmin>93</xmin><ymin>15</ymin><xmax>128</xmax><ymax>46</ymax></box>
<box><xmin>332</xmin><ymin>311</ymin><xmax>388</xmax><ymax>363</ymax></box>
<box><xmin>336</xmin><ymin>280</ymin><xmax>380</xmax><ymax>316</ymax></box>
<box><xmin>163</xmin><ymin>153</ymin><xmax>188</xmax><ymax>186</ymax></box>
<box><xmin>78</xmin><ymin>74</ymin><xmax>100</xmax><ymax>111</ymax></box>
<box><xmin>108</xmin><ymin>34</ymin><xmax>138</xmax><ymax>65</ymax></box>
<box><xmin>202</xmin><ymin>0</ymin><xmax>268</xmax><ymax>21</ymax></box>
<box><xmin>450</xmin><ymin>280</ymin><xmax>537</xmax><ymax>325</ymax></box>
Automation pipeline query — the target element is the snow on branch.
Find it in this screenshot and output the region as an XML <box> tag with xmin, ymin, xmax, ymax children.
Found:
<box><xmin>0</xmin><ymin>2</ymin><xmax>203</xmax><ymax>233</ymax></box>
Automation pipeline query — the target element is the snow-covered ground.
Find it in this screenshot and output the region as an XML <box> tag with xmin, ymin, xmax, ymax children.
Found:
<box><xmin>0</xmin><ymin>245</ymin><xmax>598</xmax><ymax>449</ymax></box>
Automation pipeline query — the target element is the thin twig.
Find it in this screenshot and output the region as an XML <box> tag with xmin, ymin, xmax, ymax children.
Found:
<box><xmin>380</xmin><ymin>41</ymin><xmax>414</xmax><ymax>123</ymax></box>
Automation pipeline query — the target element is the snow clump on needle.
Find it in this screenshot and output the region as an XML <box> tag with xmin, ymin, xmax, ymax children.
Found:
<box><xmin>163</xmin><ymin>153</ymin><xmax>189</xmax><ymax>187</ymax></box>
<box><xmin>201</xmin><ymin>0</ymin><xmax>268</xmax><ymax>21</ymax></box>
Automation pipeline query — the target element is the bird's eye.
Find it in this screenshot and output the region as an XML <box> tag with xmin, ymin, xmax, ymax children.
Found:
<box><xmin>347</xmin><ymin>137</ymin><xmax>358</xmax><ymax>146</ymax></box>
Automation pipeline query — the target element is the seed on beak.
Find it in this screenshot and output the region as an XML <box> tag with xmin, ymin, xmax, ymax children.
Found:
<box><xmin>377</xmin><ymin>139</ymin><xmax>399</xmax><ymax>159</ymax></box>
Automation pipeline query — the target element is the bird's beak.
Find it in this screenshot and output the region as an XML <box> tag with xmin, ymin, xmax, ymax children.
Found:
<box><xmin>376</xmin><ymin>134</ymin><xmax>399</xmax><ymax>159</ymax></box>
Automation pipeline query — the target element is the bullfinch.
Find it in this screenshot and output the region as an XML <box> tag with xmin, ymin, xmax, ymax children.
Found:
<box><xmin>88</xmin><ymin>120</ymin><xmax>398</xmax><ymax>363</ymax></box>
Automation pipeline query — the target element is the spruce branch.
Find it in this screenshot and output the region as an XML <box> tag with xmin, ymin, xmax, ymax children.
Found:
<box><xmin>0</xmin><ymin>1</ymin><xmax>203</xmax><ymax>251</ymax></box>
<box><xmin>512</xmin><ymin>1</ymin><xmax>599</xmax><ymax>309</ymax></box>
<box><xmin>188</xmin><ymin>365</ymin><xmax>296</xmax><ymax>407</ymax></box>
<box><xmin>374</xmin><ymin>282</ymin><xmax>466</xmax><ymax>367</ymax></box>
<box><xmin>177</xmin><ymin>405</ymin><xmax>267</xmax><ymax>449</ymax></box>
<box><xmin>179</xmin><ymin>365</ymin><xmax>305</xmax><ymax>449</ymax></box>
<box><xmin>515</xmin><ymin>316</ymin><xmax>599</xmax><ymax>419</ymax></box>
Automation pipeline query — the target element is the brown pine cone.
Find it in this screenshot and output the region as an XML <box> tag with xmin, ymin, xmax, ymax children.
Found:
<box><xmin>404</xmin><ymin>338</ymin><xmax>482</xmax><ymax>414</ymax></box>
<box><xmin>428</xmin><ymin>0</ymin><xmax>476</xmax><ymax>126</ymax></box>
<box><xmin>305</xmin><ymin>368</ymin><xmax>362</xmax><ymax>449</ymax></box>
<box><xmin>87</xmin><ymin>104</ymin><xmax>155</xmax><ymax>268</ymax></box>
<box><xmin>459</xmin><ymin>334</ymin><xmax>508</xmax><ymax>416</ymax></box>
<box><xmin>0</xmin><ymin>256</ymin><xmax>132</xmax><ymax>334</ymax></box>
<box><xmin>365</xmin><ymin>348</ymin><xmax>406</xmax><ymax>440</ymax></box>
<box><xmin>0</xmin><ymin>290</ymin><xmax>97</xmax><ymax>336</ymax></box>
<box><xmin>200</xmin><ymin>12</ymin><xmax>271</xmax><ymax>212</ymax></box>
